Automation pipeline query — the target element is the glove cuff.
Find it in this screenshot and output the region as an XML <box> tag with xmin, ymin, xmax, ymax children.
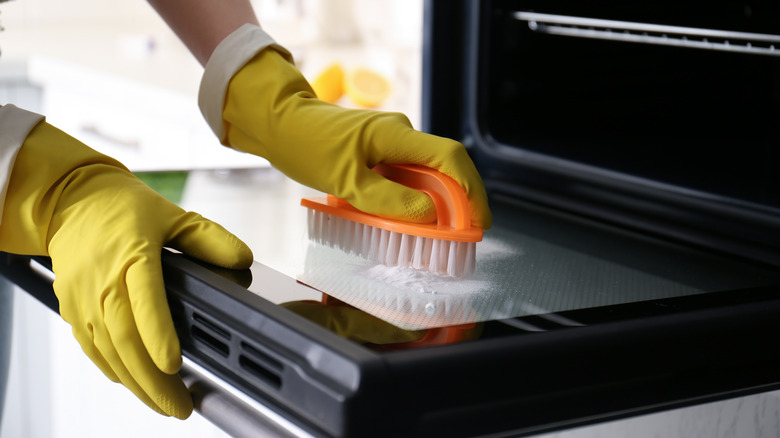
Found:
<box><xmin>198</xmin><ymin>23</ymin><xmax>293</xmax><ymax>144</ymax></box>
<box><xmin>0</xmin><ymin>105</ymin><xmax>45</xmax><ymax>225</ymax></box>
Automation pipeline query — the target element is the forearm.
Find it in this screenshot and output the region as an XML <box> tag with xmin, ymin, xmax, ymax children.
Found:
<box><xmin>147</xmin><ymin>0</ymin><xmax>260</xmax><ymax>66</ymax></box>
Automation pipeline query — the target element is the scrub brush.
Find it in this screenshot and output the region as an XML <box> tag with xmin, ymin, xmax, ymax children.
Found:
<box><xmin>301</xmin><ymin>163</ymin><xmax>483</xmax><ymax>277</ymax></box>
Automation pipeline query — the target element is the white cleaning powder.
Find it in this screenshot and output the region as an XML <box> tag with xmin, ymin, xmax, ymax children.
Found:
<box><xmin>298</xmin><ymin>236</ymin><xmax>521</xmax><ymax>330</ymax></box>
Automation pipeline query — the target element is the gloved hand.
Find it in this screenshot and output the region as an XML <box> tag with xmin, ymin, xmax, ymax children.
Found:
<box><xmin>0</xmin><ymin>117</ymin><xmax>253</xmax><ymax>419</ymax></box>
<box><xmin>200</xmin><ymin>24</ymin><xmax>492</xmax><ymax>229</ymax></box>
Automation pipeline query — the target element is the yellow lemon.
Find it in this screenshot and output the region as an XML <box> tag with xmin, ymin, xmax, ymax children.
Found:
<box><xmin>311</xmin><ymin>63</ymin><xmax>344</xmax><ymax>104</ymax></box>
<box><xmin>344</xmin><ymin>67</ymin><xmax>391</xmax><ymax>108</ymax></box>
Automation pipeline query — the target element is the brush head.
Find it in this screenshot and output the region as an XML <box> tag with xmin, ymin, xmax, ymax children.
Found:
<box><xmin>298</xmin><ymin>241</ymin><xmax>488</xmax><ymax>330</ymax></box>
<box><xmin>306</xmin><ymin>207</ymin><xmax>477</xmax><ymax>276</ymax></box>
<box><xmin>301</xmin><ymin>164</ymin><xmax>483</xmax><ymax>277</ymax></box>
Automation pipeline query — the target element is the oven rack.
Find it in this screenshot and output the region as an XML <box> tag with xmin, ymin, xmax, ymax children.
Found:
<box><xmin>515</xmin><ymin>11</ymin><xmax>780</xmax><ymax>57</ymax></box>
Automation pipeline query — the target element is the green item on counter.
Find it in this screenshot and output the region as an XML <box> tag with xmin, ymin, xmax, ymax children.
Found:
<box><xmin>135</xmin><ymin>171</ymin><xmax>189</xmax><ymax>205</ymax></box>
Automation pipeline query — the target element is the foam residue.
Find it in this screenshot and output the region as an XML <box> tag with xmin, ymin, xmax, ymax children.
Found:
<box><xmin>299</xmin><ymin>222</ymin><xmax>708</xmax><ymax>330</ymax></box>
<box><xmin>363</xmin><ymin>235</ymin><xmax>519</xmax><ymax>295</ymax></box>
<box><xmin>476</xmin><ymin>236</ymin><xmax>521</xmax><ymax>260</ymax></box>
<box><xmin>363</xmin><ymin>263</ymin><xmax>489</xmax><ymax>295</ymax></box>
<box><xmin>297</xmin><ymin>235</ymin><xmax>521</xmax><ymax>330</ymax></box>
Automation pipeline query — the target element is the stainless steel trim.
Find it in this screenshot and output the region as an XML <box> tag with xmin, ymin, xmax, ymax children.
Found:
<box><xmin>181</xmin><ymin>358</ymin><xmax>314</xmax><ymax>438</ymax></box>
<box><xmin>515</xmin><ymin>11</ymin><xmax>780</xmax><ymax>56</ymax></box>
<box><xmin>29</xmin><ymin>258</ymin><xmax>55</xmax><ymax>283</ymax></box>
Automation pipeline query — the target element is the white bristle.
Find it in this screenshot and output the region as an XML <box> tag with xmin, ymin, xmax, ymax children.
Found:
<box><xmin>330</xmin><ymin>216</ymin><xmax>338</xmax><ymax>246</ymax></box>
<box><xmin>385</xmin><ymin>231</ymin><xmax>401</xmax><ymax>265</ymax></box>
<box><xmin>346</xmin><ymin>220</ymin><xmax>355</xmax><ymax>251</ymax></box>
<box><xmin>319</xmin><ymin>213</ymin><xmax>327</xmax><ymax>243</ymax></box>
<box><xmin>439</xmin><ymin>239</ymin><xmax>450</xmax><ymax>273</ymax></box>
<box><xmin>307</xmin><ymin>209</ymin><xmax>316</xmax><ymax>241</ymax></box>
<box><xmin>446</xmin><ymin>241</ymin><xmax>459</xmax><ymax>276</ymax></box>
<box><xmin>307</xmin><ymin>210</ymin><xmax>315</xmax><ymax>240</ymax></box>
<box><xmin>306</xmin><ymin>211</ymin><xmax>478</xmax><ymax>277</ymax></box>
<box><xmin>463</xmin><ymin>242</ymin><xmax>476</xmax><ymax>277</ymax></box>
<box><xmin>411</xmin><ymin>236</ymin><xmax>425</xmax><ymax>270</ymax></box>
<box><xmin>318</xmin><ymin>212</ymin><xmax>327</xmax><ymax>244</ymax></box>
<box><xmin>335</xmin><ymin>217</ymin><xmax>344</xmax><ymax>246</ymax></box>
<box><xmin>341</xmin><ymin>218</ymin><xmax>352</xmax><ymax>250</ymax></box>
<box><xmin>314</xmin><ymin>211</ymin><xmax>325</xmax><ymax>244</ymax></box>
<box><xmin>398</xmin><ymin>233</ymin><xmax>413</xmax><ymax>267</ymax></box>
<box><xmin>310</xmin><ymin>211</ymin><xmax>318</xmax><ymax>243</ymax></box>
<box><xmin>376</xmin><ymin>229</ymin><xmax>390</xmax><ymax>264</ymax></box>
<box><xmin>368</xmin><ymin>226</ymin><xmax>380</xmax><ymax>260</ymax></box>
<box><xmin>421</xmin><ymin>238</ymin><xmax>433</xmax><ymax>267</ymax></box>
<box><xmin>352</xmin><ymin>222</ymin><xmax>362</xmax><ymax>255</ymax></box>
<box><xmin>430</xmin><ymin>239</ymin><xmax>442</xmax><ymax>273</ymax></box>
<box><xmin>335</xmin><ymin>217</ymin><xmax>344</xmax><ymax>247</ymax></box>
<box><xmin>325</xmin><ymin>214</ymin><xmax>335</xmax><ymax>245</ymax></box>
<box><xmin>361</xmin><ymin>224</ymin><xmax>371</xmax><ymax>257</ymax></box>
<box><xmin>335</xmin><ymin>217</ymin><xmax>343</xmax><ymax>248</ymax></box>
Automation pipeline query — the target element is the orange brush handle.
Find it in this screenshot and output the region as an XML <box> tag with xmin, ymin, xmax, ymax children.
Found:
<box><xmin>371</xmin><ymin>163</ymin><xmax>471</xmax><ymax>230</ymax></box>
<box><xmin>302</xmin><ymin>163</ymin><xmax>482</xmax><ymax>242</ymax></box>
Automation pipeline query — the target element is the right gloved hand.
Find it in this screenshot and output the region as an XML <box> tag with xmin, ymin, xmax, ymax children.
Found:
<box><xmin>199</xmin><ymin>24</ymin><xmax>492</xmax><ymax>229</ymax></box>
<box><xmin>0</xmin><ymin>113</ymin><xmax>253</xmax><ymax>418</ymax></box>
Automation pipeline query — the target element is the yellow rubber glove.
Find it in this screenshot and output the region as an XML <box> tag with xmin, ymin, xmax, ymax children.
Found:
<box><xmin>205</xmin><ymin>26</ymin><xmax>491</xmax><ymax>229</ymax></box>
<box><xmin>0</xmin><ymin>119</ymin><xmax>253</xmax><ymax>419</ymax></box>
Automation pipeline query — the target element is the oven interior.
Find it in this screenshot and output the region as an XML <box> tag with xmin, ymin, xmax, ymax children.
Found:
<box><xmin>424</xmin><ymin>1</ymin><xmax>780</xmax><ymax>266</ymax></box>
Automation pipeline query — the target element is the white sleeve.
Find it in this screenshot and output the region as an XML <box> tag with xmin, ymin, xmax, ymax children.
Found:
<box><xmin>197</xmin><ymin>23</ymin><xmax>292</xmax><ymax>145</ymax></box>
<box><xmin>0</xmin><ymin>104</ymin><xmax>45</xmax><ymax>225</ymax></box>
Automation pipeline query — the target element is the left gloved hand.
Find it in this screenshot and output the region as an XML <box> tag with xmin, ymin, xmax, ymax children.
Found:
<box><xmin>199</xmin><ymin>24</ymin><xmax>492</xmax><ymax>230</ymax></box>
<box><xmin>0</xmin><ymin>116</ymin><xmax>253</xmax><ymax>419</ymax></box>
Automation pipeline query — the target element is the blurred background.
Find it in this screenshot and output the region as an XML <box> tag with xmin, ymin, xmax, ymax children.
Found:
<box><xmin>0</xmin><ymin>0</ymin><xmax>423</xmax><ymax>437</ymax></box>
<box><xmin>0</xmin><ymin>0</ymin><xmax>424</xmax><ymax>171</ymax></box>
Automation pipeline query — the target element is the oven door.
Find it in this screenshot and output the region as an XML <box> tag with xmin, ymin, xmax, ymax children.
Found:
<box><xmin>5</xmin><ymin>206</ymin><xmax>780</xmax><ymax>438</ymax></box>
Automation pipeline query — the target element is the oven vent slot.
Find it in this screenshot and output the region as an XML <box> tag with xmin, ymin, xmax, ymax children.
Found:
<box><xmin>190</xmin><ymin>312</ymin><xmax>231</xmax><ymax>358</ymax></box>
<box><xmin>239</xmin><ymin>342</ymin><xmax>283</xmax><ymax>389</ymax></box>
<box><xmin>191</xmin><ymin>325</ymin><xmax>230</xmax><ymax>357</ymax></box>
<box><xmin>193</xmin><ymin>312</ymin><xmax>232</xmax><ymax>340</ymax></box>
<box><xmin>515</xmin><ymin>11</ymin><xmax>780</xmax><ymax>57</ymax></box>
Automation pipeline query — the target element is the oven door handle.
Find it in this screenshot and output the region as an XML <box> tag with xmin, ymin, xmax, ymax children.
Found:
<box><xmin>0</xmin><ymin>252</ymin><xmax>306</xmax><ymax>438</ymax></box>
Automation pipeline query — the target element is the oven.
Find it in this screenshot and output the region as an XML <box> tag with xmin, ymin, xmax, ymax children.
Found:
<box><xmin>2</xmin><ymin>1</ymin><xmax>780</xmax><ymax>437</ymax></box>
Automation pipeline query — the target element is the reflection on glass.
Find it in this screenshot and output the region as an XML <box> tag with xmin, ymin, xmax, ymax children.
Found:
<box><xmin>295</xmin><ymin>199</ymin><xmax>780</xmax><ymax>330</ymax></box>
